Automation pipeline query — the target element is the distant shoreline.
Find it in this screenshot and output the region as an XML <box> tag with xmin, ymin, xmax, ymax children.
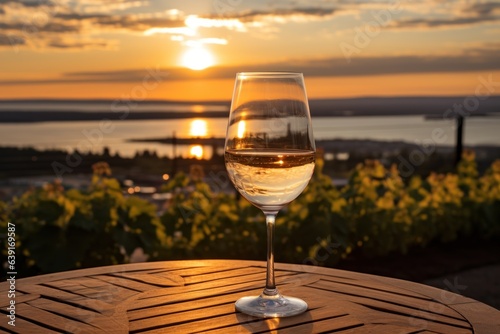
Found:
<box><xmin>0</xmin><ymin>111</ymin><xmax>230</xmax><ymax>123</ymax></box>
<box><xmin>1</xmin><ymin>95</ymin><xmax>500</xmax><ymax>104</ymax></box>
<box><xmin>0</xmin><ymin>96</ymin><xmax>499</xmax><ymax>123</ymax></box>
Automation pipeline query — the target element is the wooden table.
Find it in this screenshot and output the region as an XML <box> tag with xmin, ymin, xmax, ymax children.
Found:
<box><xmin>2</xmin><ymin>260</ymin><xmax>499</xmax><ymax>333</ymax></box>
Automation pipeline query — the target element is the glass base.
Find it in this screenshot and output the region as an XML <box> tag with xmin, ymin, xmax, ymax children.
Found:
<box><xmin>235</xmin><ymin>292</ymin><xmax>308</xmax><ymax>318</ymax></box>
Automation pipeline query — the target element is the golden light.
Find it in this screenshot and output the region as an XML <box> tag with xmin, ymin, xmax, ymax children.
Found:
<box><xmin>185</xmin><ymin>15</ymin><xmax>244</xmax><ymax>31</ymax></box>
<box><xmin>189</xmin><ymin>119</ymin><xmax>207</xmax><ymax>137</ymax></box>
<box><xmin>190</xmin><ymin>145</ymin><xmax>204</xmax><ymax>159</ymax></box>
<box><xmin>181</xmin><ymin>46</ymin><xmax>214</xmax><ymax>71</ymax></box>
<box><xmin>237</xmin><ymin>120</ymin><xmax>246</xmax><ymax>138</ymax></box>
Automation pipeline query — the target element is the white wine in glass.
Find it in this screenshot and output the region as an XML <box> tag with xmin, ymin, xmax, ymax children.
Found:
<box><xmin>224</xmin><ymin>72</ymin><xmax>315</xmax><ymax>318</ymax></box>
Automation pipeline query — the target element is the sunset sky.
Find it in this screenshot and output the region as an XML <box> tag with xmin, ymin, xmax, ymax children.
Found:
<box><xmin>1</xmin><ymin>0</ymin><xmax>500</xmax><ymax>101</ymax></box>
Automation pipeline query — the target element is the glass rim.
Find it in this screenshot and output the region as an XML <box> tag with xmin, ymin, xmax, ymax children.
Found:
<box><xmin>236</xmin><ymin>71</ymin><xmax>303</xmax><ymax>78</ymax></box>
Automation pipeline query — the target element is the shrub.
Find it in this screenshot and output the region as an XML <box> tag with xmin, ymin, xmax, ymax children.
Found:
<box><xmin>2</xmin><ymin>153</ymin><xmax>499</xmax><ymax>277</ymax></box>
<box><xmin>1</xmin><ymin>162</ymin><xmax>167</xmax><ymax>277</ymax></box>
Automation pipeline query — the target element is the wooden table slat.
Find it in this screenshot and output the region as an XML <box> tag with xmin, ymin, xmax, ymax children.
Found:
<box><xmin>285</xmin><ymin>287</ymin><xmax>472</xmax><ymax>333</ymax></box>
<box><xmin>200</xmin><ymin>306</ymin><xmax>352</xmax><ymax>334</ymax></box>
<box><xmin>129</xmin><ymin>272</ymin><xmax>317</xmax><ymax>311</ymax></box>
<box><xmin>16</xmin><ymin>303</ymin><xmax>100</xmax><ymax>333</ymax></box>
<box><xmin>90</xmin><ymin>274</ymin><xmax>161</xmax><ymax>293</ymax></box>
<box><xmin>2</xmin><ymin>260</ymin><xmax>498</xmax><ymax>333</ymax></box>
<box><xmin>450</xmin><ymin>302</ymin><xmax>500</xmax><ymax>333</ymax></box>
<box><xmin>16</xmin><ymin>284</ymin><xmax>115</xmax><ymax>315</ymax></box>
<box><xmin>26</xmin><ymin>298</ymin><xmax>128</xmax><ymax>333</ymax></box>
<box><xmin>15</xmin><ymin>260</ymin><xmax>209</xmax><ymax>286</ymax></box>
<box><xmin>319</xmin><ymin>275</ymin><xmax>435</xmax><ymax>301</ymax></box>
<box><xmin>260</xmin><ymin>315</ymin><xmax>363</xmax><ymax>334</ymax></box>
<box><xmin>128</xmin><ymin>289</ymin><xmax>256</xmax><ymax>321</ymax></box>
<box><xmin>338</xmin><ymin>324</ymin><xmax>431</xmax><ymax>334</ymax></box>
<box><xmin>128</xmin><ymin>280</ymin><xmax>260</xmax><ymax>311</ymax></box>
<box><xmin>113</xmin><ymin>272</ymin><xmax>185</xmax><ymax>287</ymax></box>
<box><xmin>0</xmin><ymin>314</ymin><xmax>61</xmax><ymax>334</ymax></box>
<box><xmin>370</xmin><ymin>275</ymin><xmax>476</xmax><ymax>306</ymax></box>
<box><xmin>182</xmin><ymin>266</ymin><xmax>276</xmax><ymax>285</ymax></box>
<box><xmin>0</xmin><ymin>294</ymin><xmax>40</xmax><ymax>309</ymax></box>
<box><xmin>129</xmin><ymin>303</ymin><xmax>236</xmax><ymax>332</ymax></box>
<box><xmin>150</xmin><ymin>307</ymin><xmax>358</xmax><ymax>334</ymax></box>
<box><xmin>309</xmin><ymin>279</ymin><xmax>468</xmax><ymax>321</ymax></box>
<box><xmin>166</xmin><ymin>264</ymin><xmax>252</xmax><ymax>277</ymax></box>
<box><xmin>358</xmin><ymin>312</ymin><xmax>473</xmax><ymax>334</ymax></box>
<box><xmin>128</xmin><ymin>280</ymin><xmax>327</xmax><ymax>322</ymax></box>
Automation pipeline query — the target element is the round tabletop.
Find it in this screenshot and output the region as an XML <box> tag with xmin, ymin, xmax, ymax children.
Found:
<box><xmin>1</xmin><ymin>260</ymin><xmax>499</xmax><ymax>333</ymax></box>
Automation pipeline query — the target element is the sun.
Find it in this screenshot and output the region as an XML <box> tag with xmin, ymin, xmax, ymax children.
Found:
<box><xmin>181</xmin><ymin>46</ymin><xmax>215</xmax><ymax>71</ymax></box>
<box><xmin>189</xmin><ymin>119</ymin><xmax>207</xmax><ymax>137</ymax></box>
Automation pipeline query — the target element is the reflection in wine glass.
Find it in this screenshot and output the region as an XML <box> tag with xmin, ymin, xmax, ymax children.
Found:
<box><xmin>224</xmin><ymin>72</ymin><xmax>315</xmax><ymax>318</ymax></box>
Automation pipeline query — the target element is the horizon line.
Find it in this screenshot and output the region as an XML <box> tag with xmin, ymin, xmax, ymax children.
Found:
<box><xmin>1</xmin><ymin>95</ymin><xmax>500</xmax><ymax>103</ymax></box>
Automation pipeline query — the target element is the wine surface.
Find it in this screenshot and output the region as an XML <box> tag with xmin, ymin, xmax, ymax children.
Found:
<box><xmin>225</xmin><ymin>149</ymin><xmax>315</xmax><ymax>211</ymax></box>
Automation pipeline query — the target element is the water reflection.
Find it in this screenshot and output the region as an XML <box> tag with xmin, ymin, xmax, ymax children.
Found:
<box><xmin>190</xmin><ymin>145</ymin><xmax>204</xmax><ymax>159</ymax></box>
<box><xmin>227</xmin><ymin>118</ymin><xmax>313</xmax><ymax>151</ymax></box>
<box><xmin>2</xmin><ymin>116</ymin><xmax>491</xmax><ymax>160</ymax></box>
<box><xmin>188</xmin><ymin>119</ymin><xmax>208</xmax><ymax>159</ymax></box>
<box><xmin>237</xmin><ymin>120</ymin><xmax>246</xmax><ymax>138</ymax></box>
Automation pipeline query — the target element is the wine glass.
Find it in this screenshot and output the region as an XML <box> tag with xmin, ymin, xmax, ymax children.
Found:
<box><xmin>224</xmin><ymin>72</ymin><xmax>316</xmax><ymax>318</ymax></box>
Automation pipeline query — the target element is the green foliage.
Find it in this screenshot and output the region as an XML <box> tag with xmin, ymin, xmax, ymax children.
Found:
<box><xmin>159</xmin><ymin>152</ymin><xmax>500</xmax><ymax>266</ymax></box>
<box><xmin>160</xmin><ymin>172</ymin><xmax>265</xmax><ymax>260</ymax></box>
<box><xmin>275</xmin><ymin>160</ymin><xmax>349</xmax><ymax>265</ymax></box>
<box><xmin>1</xmin><ymin>162</ymin><xmax>167</xmax><ymax>277</ymax></box>
<box><xmin>2</xmin><ymin>153</ymin><xmax>500</xmax><ymax>277</ymax></box>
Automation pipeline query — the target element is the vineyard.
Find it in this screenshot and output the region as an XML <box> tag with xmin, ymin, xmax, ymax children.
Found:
<box><xmin>1</xmin><ymin>151</ymin><xmax>499</xmax><ymax>278</ymax></box>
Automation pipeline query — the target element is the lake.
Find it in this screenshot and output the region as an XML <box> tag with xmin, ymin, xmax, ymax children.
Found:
<box><xmin>1</xmin><ymin>115</ymin><xmax>498</xmax><ymax>159</ymax></box>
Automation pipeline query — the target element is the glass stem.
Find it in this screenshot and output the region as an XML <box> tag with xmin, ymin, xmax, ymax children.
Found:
<box><xmin>263</xmin><ymin>213</ymin><xmax>278</xmax><ymax>296</ymax></box>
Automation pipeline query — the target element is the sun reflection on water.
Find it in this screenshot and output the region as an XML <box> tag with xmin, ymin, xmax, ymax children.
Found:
<box><xmin>190</xmin><ymin>145</ymin><xmax>204</xmax><ymax>159</ymax></box>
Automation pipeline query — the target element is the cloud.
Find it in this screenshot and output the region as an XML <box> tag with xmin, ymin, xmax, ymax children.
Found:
<box><xmin>185</xmin><ymin>15</ymin><xmax>246</xmax><ymax>30</ymax></box>
<box><xmin>1</xmin><ymin>45</ymin><xmax>498</xmax><ymax>85</ymax></box>
<box><xmin>185</xmin><ymin>38</ymin><xmax>228</xmax><ymax>46</ymax></box>
<box><xmin>0</xmin><ymin>0</ymin><xmax>185</xmax><ymax>50</ymax></box>
<box><xmin>465</xmin><ymin>1</ymin><xmax>500</xmax><ymax>16</ymax></box>
<box><xmin>47</xmin><ymin>37</ymin><xmax>115</xmax><ymax>50</ymax></box>
<box><xmin>143</xmin><ymin>26</ymin><xmax>194</xmax><ymax>36</ymax></box>
<box><xmin>0</xmin><ymin>0</ymin><xmax>147</xmax><ymax>12</ymax></box>
<box><xmin>52</xmin><ymin>12</ymin><xmax>185</xmax><ymax>31</ymax></box>
<box><xmin>0</xmin><ymin>21</ymin><xmax>80</xmax><ymax>33</ymax></box>
<box><xmin>143</xmin><ymin>7</ymin><xmax>340</xmax><ymax>49</ymax></box>
<box><xmin>0</xmin><ymin>0</ymin><xmax>56</xmax><ymax>8</ymax></box>
<box><xmin>390</xmin><ymin>1</ymin><xmax>500</xmax><ymax>29</ymax></box>
<box><xmin>391</xmin><ymin>16</ymin><xmax>499</xmax><ymax>29</ymax></box>
<box><xmin>75</xmin><ymin>0</ymin><xmax>149</xmax><ymax>13</ymax></box>
<box><xmin>228</xmin><ymin>7</ymin><xmax>340</xmax><ymax>23</ymax></box>
<box><xmin>0</xmin><ymin>1</ymin><xmax>343</xmax><ymax>51</ymax></box>
<box><xmin>0</xmin><ymin>2</ymin><xmax>319</xmax><ymax>51</ymax></box>
<box><xmin>144</xmin><ymin>7</ymin><xmax>340</xmax><ymax>38</ymax></box>
<box><xmin>308</xmin><ymin>49</ymin><xmax>500</xmax><ymax>77</ymax></box>
<box><xmin>1</xmin><ymin>0</ymin><xmax>496</xmax><ymax>53</ymax></box>
<box><xmin>199</xmin><ymin>7</ymin><xmax>340</xmax><ymax>26</ymax></box>
<box><xmin>0</xmin><ymin>33</ymin><xmax>25</xmax><ymax>46</ymax></box>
